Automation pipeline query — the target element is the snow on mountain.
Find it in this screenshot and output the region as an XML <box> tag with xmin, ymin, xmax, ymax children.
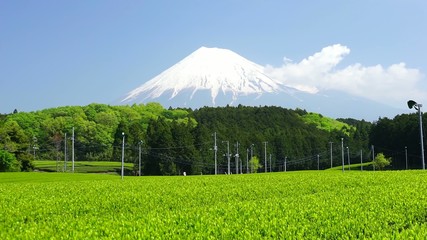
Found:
<box><xmin>121</xmin><ymin>47</ymin><xmax>298</xmax><ymax>106</ymax></box>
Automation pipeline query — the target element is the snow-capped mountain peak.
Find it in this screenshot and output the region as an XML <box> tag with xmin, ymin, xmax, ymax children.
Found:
<box><xmin>121</xmin><ymin>46</ymin><xmax>291</xmax><ymax>105</ymax></box>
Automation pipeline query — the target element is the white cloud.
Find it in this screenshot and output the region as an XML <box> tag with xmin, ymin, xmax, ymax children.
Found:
<box><xmin>264</xmin><ymin>44</ymin><xmax>426</xmax><ymax>108</ymax></box>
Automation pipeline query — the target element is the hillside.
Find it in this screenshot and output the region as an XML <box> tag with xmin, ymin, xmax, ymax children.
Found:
<box><xmin>0</xmin><ymin>103</ymin><xmax>370</xmax><ymax>175</ymax></box>
<box><xmin>299</xmin><ymin>112</ymin><xmax>354</xmax><ymax>135</ymax></box>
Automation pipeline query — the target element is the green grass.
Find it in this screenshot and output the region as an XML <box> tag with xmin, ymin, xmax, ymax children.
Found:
<box><xmin>1</xmin><ymin>171</ymin><xmax>427</xmax><ymax>238</ymax></box>
<box><xmin>327</xmin><ymin>161</ymin><xmax>374</xmax><ymax>171</ymax></box>
<box><xmin>0</xmin><ymin>172</ymin><xmax>118</xmax><ymax>183</ymax></box>
<box><xmin>34</xmin><ymin>160</ymin><xmax>134</xmax><ymax>174</ymax></box>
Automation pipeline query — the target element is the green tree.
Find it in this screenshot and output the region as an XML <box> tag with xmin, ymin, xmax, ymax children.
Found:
<box><xmin>145</xmin><ymin>118</ymin><xmax>175</xmax><ymax>175</ymax></box>
<box><xmin>193</xmin><ymin>124</ymin><xmax>213</xmax><ymax>174</ymax></box>
<box><xmin>370</xmin><ymin>113</ymin><xmax>423</xmax><ymax>169</ymax></box>
<box><xmin>0</xmin><ymin>150</ymin><xmax>20</xmax><ymax>172</ymax></box>
<box><xmin>171</xmin><ymin>120</ymin><xmax>199</xmax><ymax>175</ymax></box>
<box><xmin>249</xmin><ymin>156</ymin><xmax>262</xmax><ymax>173</ymax></box>
<box><xmin>16</xmin><ymin>152</ymin><xmax>34</xmax><ymax>171</ymax></box>
<box><xmin>0</xmin><ymin>120</ymin><xmax>29</xmax><ymax>153</ymax></box>
<box><xmin>112</xmin><ymin>122</ymin><xmax>129</xmax><ymax>162</ymax></box>
<box><xmin>373</xmin><ymin>153</ymin><xmax>392</xmax><ymax>170</ymax></box>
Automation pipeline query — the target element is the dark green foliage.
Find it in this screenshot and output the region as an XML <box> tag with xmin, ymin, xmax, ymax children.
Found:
<box><xmin>0</xmin><ymin>119</ymin><xmax>29</xmax><ymax>153</ymax></box>
<box><xmin>190</xmin><ymin>106</ymin><xmax>363</xmax><ymax>171</ymax></box>
<box><xmin>0</xmin><ymin>150</ymin><xmax>20</xmax><ymax>172</ymax></box>
<box><xmin>369</xmin><ymin>113</ymin><xmax>424</xmax><ymax>169</ymax></box>
<box><xmin>16</xmin><ymin>152</ymin><xmax>34</xmax><ymax>171</ymax></box>
<box><xmin>145</xmin><ymin>117</ymin><xmax>175</xmax><ymax>175</ymax></box>
<box><xmin>171</xmin><ymin>120</ymin><xmax>200</xmax><ymax>174</ymax></box>
<box><xmin>33</xmin><ymin>160</ymin><xmax>133</xmax><ymax>173</ymax></box>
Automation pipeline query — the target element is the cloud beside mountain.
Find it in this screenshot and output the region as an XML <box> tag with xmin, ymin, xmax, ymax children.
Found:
<box><xmin>264</xmin><ymin>44</ymin><xmax>425</xmax><ymax>108</ymax></box>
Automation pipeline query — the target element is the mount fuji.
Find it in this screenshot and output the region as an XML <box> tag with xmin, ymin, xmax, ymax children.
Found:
<box><xmin>120</xmin><ymin>47</ymin><xmax>403</xmax><ymax>120</ymax></box>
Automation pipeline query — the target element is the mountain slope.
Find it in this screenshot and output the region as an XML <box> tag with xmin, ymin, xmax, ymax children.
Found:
<box><xmin>121</xmin><ymin>47</ymin><xmax>298</xmax><ymax>106</ymax></box>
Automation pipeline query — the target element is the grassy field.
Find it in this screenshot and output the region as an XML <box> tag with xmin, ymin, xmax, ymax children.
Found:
<box><xmin>33</xmin><ymin>160</ymin><xmax>134</xmax><ymax>174</ymax></box>
<box><xmin>1</xmin><ymin>171</ymin><xmax>427</xmax><ymax>239</ymax></box>
<box><xmin>327</xmin><ymin>161</ymin><xmax>374</xmax><ymax>171</ymax></box>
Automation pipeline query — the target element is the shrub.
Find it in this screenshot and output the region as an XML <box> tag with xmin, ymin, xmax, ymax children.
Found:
<box><xmin>0</xmin><ymin>150</ymin><xmax>20</xmax><ymax>172</ymax></box>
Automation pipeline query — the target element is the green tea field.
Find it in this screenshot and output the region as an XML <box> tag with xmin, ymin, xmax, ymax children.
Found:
<box><xmin>33</xmin><ymin>160</ymin><xmax>134</xmax><ymax>174</ymax></box>
<box><xmin>1</xmin><ymin>171</ymin><xmax>427</xmax><ymax>239</ymax></box>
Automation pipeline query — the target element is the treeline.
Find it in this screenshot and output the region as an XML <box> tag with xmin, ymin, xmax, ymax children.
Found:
<box><xmin>191</xmin><ymin>106</ymin><xmax>370</xmax><ymax>173</ymax></box>
<box><xmin>0</xmin><ymin>103</ymin><xmax>195</xmax><ymax>173</ymax></box>
<box><xmin>370</xmin><ymin>114</ymin><xmax>427</xmax><ymax>169</ymax></box>
<box><xmin>1</xmin><ymin>103</ymin><xmax>423</xmax><ymax>174</ymax></box>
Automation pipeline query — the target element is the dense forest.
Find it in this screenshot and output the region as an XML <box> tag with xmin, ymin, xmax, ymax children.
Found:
<box><xmin>0</xmin><ymin>103</ymin><xmax>424</xmax><ymax>174</ymax></box>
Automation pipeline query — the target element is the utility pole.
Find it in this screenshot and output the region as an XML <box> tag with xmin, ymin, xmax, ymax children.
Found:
<box><xmin>223</xmin><ymin>141</ymin><xmax>230</xmax><ymax>174</ymax></box>
<box><xmin>360</xmin><ymin>149</ymin><xmax>363</xmax><ymax>171</ymax></box>
<box><xmin>235</xmin><ymin>142</ymin><xmax>239</xmax><ymax>174</ymax></box>
<box><xmin>416</xmin><ymin>104</ymin><xmax>425</xmax><ymax>169</ymax></box>
<box><xmin>372</xmin><ymin>145</ymin><xmax>375</xmax><ymax>171</ymax></box>
<box><xmin>72</xmin><ymin>127</ymin><xmax>75</xmax><ymax>173</ymax></box>
<box><xmin>139</xmin><ymin>141</ymin><xmax>143</xmax><ymax>176</ymax></box>
<box><xmin>263</xmin><ymin>142</ymin><xmax>268</xmax><ymax>173</ymax></box>
<box><xmin>55</xmin><ymin>138</ymin><xmax>59</xmax><ymax>172</ymax></box>
<box><xmin>32</xmin><ymin>136</ymin><xmax>37</xmax><ymax>159</ymax></box>
<box><xmin>240</xmin><ymin>155</ymin><xmax>243</xmax><ymax>174</ymax></box>
<box><xmin>214</xmin><ymin>132</ymin><xmax>217</xmax><ymax>175</ymax></box>
<box><xmin>317</xmin><ymin>154</ymin><xmax>320</xmax><ymax>170</ymax></box>
<box><xmin>347</xmin><ymin>147</ymin><xmax>350</xmax><ymax>170</ymax></box>
<box><xmin>405</xmin><ymin>146</ymin><xmax>408</xmax><ymax>170</ymax></box>
<box><xmin>64</xmin><ymin>133</ymin><xmax>67</xmax><ymax>172</ymax></box>
<box><xmin>329</xmin><ymin>142</ymin><xmax>333</xmax><ymax>168</ymax></box>
<box><xmin>269</xmin><ymin>154</ymin><xmax>272</xmax><ymax>172</ymax></box>
<box><xmin>250</xmin><ymin>144</ymin><xmax>255</xmax><ymax>173</ymax></box>
<box><xmin>33</xmin><ymin>143</ymin><xmax>36</xmax><ymax>158</ymax></box>
<box><xmin>246</xmin><ymin>148</ymin><xmax>249</xmax><ymax>173</ymax></box>
<box><xmin>284</xmin><ymin>157</ymin><xmax>287</xmax><ymax>172</ymax></box>
<box><xmin>341</xmin><ymin>138</ymin><xmax>344</xmax><ymax>172</ymax></box>
<box><xmin>407</xmin><ymin>100</ymin><xmax>425</xmax><ymax>170</ymax></box>
<box><xmin>121</xmin><ymin>132</ymin><xmax>125</xmax><ymax>180</ymax></box>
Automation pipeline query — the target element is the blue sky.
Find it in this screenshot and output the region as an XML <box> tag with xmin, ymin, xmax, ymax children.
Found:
<box><xmin>1</xmin><ymin>0</ymin><xmax>426</xmax><ymax>117</ymax></box>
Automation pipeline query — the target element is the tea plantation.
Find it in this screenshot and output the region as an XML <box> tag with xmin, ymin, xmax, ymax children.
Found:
<box><xmin>1</xmin><ymin>171</ymin><xmax>427</xmax><ymax>239</ymax></box>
